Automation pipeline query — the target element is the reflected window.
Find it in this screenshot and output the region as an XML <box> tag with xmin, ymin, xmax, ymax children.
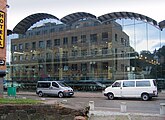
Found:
<box><xmin>54</xmin><ymin>39</ymin><xmax>60</xmax><ymax>46</ymax></box>
<box><xmin>90</xmin><ymin>34</ymin><xmax>97</xmax><ymax>42</ymax></box>
<box><xmin>81</xmin><ymin>63</ymin><xmax>87</xmax><ymax>71</ymax></box>
<box><xmin>25</xmin><ymin>43</ymin><xmax>30</xmax><ymax>50</ymax></box>
<box><xmin>63</xmin><ymin>37</ymin><xmax>68</xmax><ymax>45</ymax></box>
<box><xmin>19</xmin><ymin>44</ymin><xmax>23</xmax><ymax>50</ymax></box>
<box><xmin>81</xmin><ymin>49</ymin><xmax>87</xmax><ymax>56</ymax></box>
<box><xmin>12</xmin><ymin>45</ymin><xmax>17</xmax><ymax>51</ymax></box>
<box><xmin>39</xmin><ymin>41</ymin><xmax>45</xmax><ymax>48</ymax></box>
<box><xmin>32</xmin><ymin>42</ymin><xmax>36</xmax><ymax>50</ymax></box>
<box><xmin>81</xmin><ymin>35</ymin><xmax>87</xmax><ymax>43</ymax></box>
<box><xmin>47</xmin><ymin>40</ymin><xmax>52</xmax><ymax>48</ymax></box>
<box><xmin>102</xmin><ymin>47</ymin><xmax>108</xmax><ymax>54</ymax></box>
<box><xmin>72</xmin><ymin>50</ymin><xmax>78</xmax><ymax>57</ymax></box>
<box><xmin>102</xmin><ymin>32</ymin><xmax>108</xmax><ymax>40</ymax></box>
<box><xmin>71</xmin><ymin>36</ymin><xmax>78</xmax><ymax>44</ymax></box>
<box><xmin>115</xmin><ymin>34</ymin><xmax>117</xmax><ymax>41</ymax></box>
<box><xmin>91</xmin><ymin>48</ymin><xmax>98</xmax><ymax>56</ymax></box>
<box><xmin>72</xmin><ymin>64</ymin><xmax>77</xmax><ymax>71</ymax></box>
<box><xmin>14</xmin><ymin>56</ymin><xmax>17</xmax><ymax>61</ymax></box>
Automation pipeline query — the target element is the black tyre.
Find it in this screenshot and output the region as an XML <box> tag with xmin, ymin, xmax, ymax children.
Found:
<box><xmin>58</xmin><ymin>92</ymin><xmax>64</xmax><ymax>98</ymax></box>
<box><xmin>107</xmin><ymin>93</ymin><xmax>114</xmax><ymax>100</ymax></box>
<box><xmin>141</xmin><ymin>93</ymin><xmax>149</xmax><ymax>101</ymax></box>
<box><xmin>38</xmin><ymin>91</ymin><xmax>43</xmax><ymax>97</ymax></box>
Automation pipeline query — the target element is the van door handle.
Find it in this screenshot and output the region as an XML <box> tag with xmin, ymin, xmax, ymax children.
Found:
<box><xmin>120</xmin><ymin>87</ymin><xmax>122</xmax><ymax>89</ymax></box>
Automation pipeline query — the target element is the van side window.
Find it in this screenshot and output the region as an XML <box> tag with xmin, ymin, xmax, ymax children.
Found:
<box><xmin>38</xmin><ymin>82</ymin><xmax>50</xmax><ymax>88</ymax></box>
<box><xmin>123</xmin><ymin>81</ymin><xmax>135</xmax><ymax>87</ymax></box>
<box><xmin>52</xmin><ymin>82</ymin><xmax>59</xmax><ymax>88</ymax></box>
<box><xmin>112</xmin><ymin>82</ymin><xmax>121</xmax><ymax>87</ymax></box>
<box><xmin>136</xmin><ymin>81</ymin><xmax>150</xmax><ymax>87</ymax></box>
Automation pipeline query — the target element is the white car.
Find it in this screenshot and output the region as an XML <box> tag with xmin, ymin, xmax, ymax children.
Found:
<box><xmin>104</xmin><ymin>79</ymin><xmax>158</xmax><ymax>101</ymax></box>
<box><xmin>36</xmin><ymin>81</ymin><xmax>74</xmax><ymax>98</ymax></box>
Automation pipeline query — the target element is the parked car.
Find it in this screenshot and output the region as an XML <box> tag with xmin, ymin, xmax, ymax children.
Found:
<box><xmin>36</xmin><ymin>81</ymin><xmax>74</xmax><ymax>98</ymax></box>
<box><xmin>104</xmin><ymin>79</ymin><xmax>158</xmax><ymax>101</ymax></box>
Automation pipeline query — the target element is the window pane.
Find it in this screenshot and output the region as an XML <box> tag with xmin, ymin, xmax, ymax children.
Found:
<box><xmin>136</xmin><ymin>81</ymin><xmax>150</xmax><ymax>87</ymax></box>
<box><xmin>123</xmin><ymin>81</ymin><xmax>135</xmax><ymax>87</ymax></box>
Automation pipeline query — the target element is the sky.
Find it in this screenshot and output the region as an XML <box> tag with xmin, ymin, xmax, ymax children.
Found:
<box><xmin>6</xmin><ymin>0</ymin><xmax>165</xmax><ymax>59</ymax></box>
<box><xmin>7</xmin><ymin>0</ymin><xmax>165</xmax><ymax>30</ymax></box>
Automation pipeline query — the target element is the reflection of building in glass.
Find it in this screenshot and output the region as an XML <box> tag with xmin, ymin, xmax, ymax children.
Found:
<box><xmin>11</xmin><ymin>16</ymin><xmax>132</xmax><ymax>81</ymax></box>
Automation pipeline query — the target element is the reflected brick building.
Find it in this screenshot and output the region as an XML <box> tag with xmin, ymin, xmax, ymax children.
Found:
<box><xmin>11</xmin><ymin>12</ymin><xmax>132</xmax><ymax>81</ymax></box>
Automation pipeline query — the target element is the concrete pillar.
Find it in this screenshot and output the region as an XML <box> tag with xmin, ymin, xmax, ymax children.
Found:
<box><xmin>160</xmin><ymin>103</ymin><xmax>165</xmax><ymax>115</ymax></box>
<box><xmin>120</xmin><ymin>102</ymin><xmax>127</xmax><ymax>113</ymax></box>
<box><xmin>89</xmin><ymin>101</ymin><xmax>94</xmax><ymax>111</ymax></box>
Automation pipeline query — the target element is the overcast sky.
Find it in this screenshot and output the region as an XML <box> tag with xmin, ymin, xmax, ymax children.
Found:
<box><xmin>7</xmin><ymin>0</ymin><xmax>165</xmax><ymax>30</ymax></box>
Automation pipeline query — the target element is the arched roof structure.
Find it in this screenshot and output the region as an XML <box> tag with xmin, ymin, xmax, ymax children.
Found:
<box><xmin>98</xmin><ymin>12</ymin><xmax>158</xmax><ymax>28</ymax></box>
<box><xmin>13</xmin><ymin>13</ymin><xmax>59</xmax><ymax>34</ymax></box>
<box><xmin>7</xmin><ymin>29</ymin><xmax>12</xmax><ymax>36</ymax></box>
<box><xmin>61</xmin><ymin>12</ymin><xmax>96</xmax><ymax>25</ymax></box>
<box><xmin>159</xmin><ymin>20</ymin><xmax>165</xmax><ymax>30</ymax></box>
<box><xmin>7</xmin><ymin>11</ymin><xmax>165</xmax><ymax>35</ymax></box>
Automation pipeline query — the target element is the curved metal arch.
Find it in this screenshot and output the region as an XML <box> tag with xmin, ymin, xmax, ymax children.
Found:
<box><xmin>159</xmin><ymin>20</ymin><xmax>165</xmax><ymax>30</ymax></box>
<box><xmin>13</xmin><ymin>13</ymin><xmax>59</xmax><ymax>34</ymax></box>
<box><xmin>98</xmin><ymin>12</ymin><xmax>158</xmax><ymax>28</ymax></box>
<box><xmin>7</xmin><ymin>29</ymin><xmax>13</xmax><ymax>36</ymax></box>
<box><xmin>61</xmin><ymin>12</ymin><xmax>97</xmax><ymax>25</ymax></box>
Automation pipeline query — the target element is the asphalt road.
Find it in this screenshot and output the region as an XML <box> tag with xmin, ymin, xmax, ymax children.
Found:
<box><xmin>6</xmin><ymin>91</ymin><xmax>165</xmax><ymax>114</ymax></box>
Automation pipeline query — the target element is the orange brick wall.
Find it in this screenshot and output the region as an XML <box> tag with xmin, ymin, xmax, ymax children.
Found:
<box><xmin>0</xmin><ymin>0</ymin><xmax>7</xmax><ymax>71</ymax></box>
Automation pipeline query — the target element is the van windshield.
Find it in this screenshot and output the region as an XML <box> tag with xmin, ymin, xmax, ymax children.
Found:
<box><xmin>58</xmin><ymin>82</ymin><xmax>69</xmax><ymax>87</ymax></box>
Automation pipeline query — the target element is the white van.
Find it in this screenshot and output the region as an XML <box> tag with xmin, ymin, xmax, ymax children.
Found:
<box><xmin>36</xmin><ymin>81</ymin><xmax>74</xmax><ymax>98</ymax></box>
<box><xmin>104</xmin><ymin>79</ymin><xmax>158</xmax><ymax>101</ymax></box>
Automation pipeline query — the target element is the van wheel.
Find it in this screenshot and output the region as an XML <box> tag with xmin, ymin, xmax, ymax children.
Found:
<box><xmin>107</xmin><ymin>93</ymin><xmax>114</xmax><ymax>100</ymax></box>
<box><xmin>141</xmin><ymin>93</ymin><xmax>149</xmax><ymax>101</ymax></box>
<box><xmin>38</xmin><ymin>91</ymin><xmax>43</xmax><ymax>97</ymax></box>
<box><xmin>58</xmin><ymin>92</ymin><xmax>64</xmax><ymax>98</ymax></box>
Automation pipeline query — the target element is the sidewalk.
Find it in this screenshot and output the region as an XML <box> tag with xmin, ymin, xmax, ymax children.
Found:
<box><xmin>88</xmin><ymin>110</ymin><xmax>165</xmax><ymax>120</ymax></box>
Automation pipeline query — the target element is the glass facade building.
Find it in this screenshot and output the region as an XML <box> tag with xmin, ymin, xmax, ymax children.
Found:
<box><xmin>11</xmin><ymin>17</ymin><xmax>133</xmax><ymax>81</ymax></box>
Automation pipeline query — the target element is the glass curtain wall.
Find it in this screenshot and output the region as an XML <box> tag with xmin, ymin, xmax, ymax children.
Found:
<box><xmin>8</xmin><ymin>17</ymin><xmax>165</xmax><ymax>91</ymax></box>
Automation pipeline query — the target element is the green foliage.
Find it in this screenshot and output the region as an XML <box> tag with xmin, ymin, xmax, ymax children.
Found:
<box><xmin>0</xmin><ymin>98</ymin><xmax>42</xmax><ymax>104</ymax></box>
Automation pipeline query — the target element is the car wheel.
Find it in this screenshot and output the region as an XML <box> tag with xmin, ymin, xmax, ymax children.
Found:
<box><xmin>107</xmin><ymin>93</ymin><xmax>114</xmax><ymax>100</ymax></box>
<box><xmin>38</xmin><ymin>91</ymin><xmax>43</xmax><ymax>97</ymax></box>
<box><xmin>141</xmin><ymin>93</ymin><xmax>149</xmax><ymax>101</ymax></box>
<box><xmin>58</xmin><ymin>92</ymin><xmax>64</xmax><ymax>98</ymax></box>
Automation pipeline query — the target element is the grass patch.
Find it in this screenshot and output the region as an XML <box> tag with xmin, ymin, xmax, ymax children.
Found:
<box><xmin>0</xmin><ymin>98</ymin><xmax>42</xmax><ymax>104</ymax></box>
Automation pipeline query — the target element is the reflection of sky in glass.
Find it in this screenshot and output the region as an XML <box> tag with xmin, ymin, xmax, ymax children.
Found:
<box><xmin>116</xmin><ymin>19</ymin><xmax>165</xmax><ymax>53</ymax></box>
<box><xmin>6</xmin><ymin>19</ymin><xmax>165</xmax><ymax>63</ymax></box>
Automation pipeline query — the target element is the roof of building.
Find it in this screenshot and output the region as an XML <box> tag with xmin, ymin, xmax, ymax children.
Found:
<box><xmin>61</xmin><ymin>12</ymin><xmax>96</xmax><ymax>25</ymax></box>
<box><xmin>159</xmin><ymin>20</ymin><xmax>165</xmax><ymax>30</ymax></box>
<box><xmin>8</xmin><ymin>11</ymin><xmax>165</xmax><ymax>35</ymax></box>
<box><xmin>98</xmin><ymin>12</ymin><xmax>158</xmax><ymax>28</ymax></box>
<box><xmin>12</xmin><ymin>13</ymin><xmax>59</xmax><ymax>34</ymax></box>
